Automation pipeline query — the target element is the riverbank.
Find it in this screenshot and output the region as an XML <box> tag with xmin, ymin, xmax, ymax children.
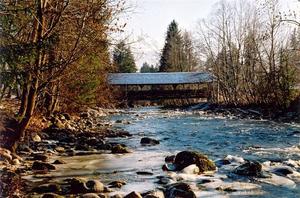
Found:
<box><xmin>1</xmin><ymin>102</ymin><xmax>300</xmax><ymax>197</ymax></box>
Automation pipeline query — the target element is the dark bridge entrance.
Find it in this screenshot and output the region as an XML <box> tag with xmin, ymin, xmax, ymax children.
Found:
<box><xmin>108</xmin><ymin>72</ymin><xmax>214</xmax><ymax>105</ymax></box>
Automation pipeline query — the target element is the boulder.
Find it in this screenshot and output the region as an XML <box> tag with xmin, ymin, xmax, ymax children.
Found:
<box><xmin>272</xmin><ymin>166</ymin><xmax>294</xmax><ymax>176</ymax></box>
<box><xmin>173</xmin><ymin>151</ymin><xmax>216</xmax><ymax>172</ymax></box>
<box><xmin>82</xmin><ymin>193</ymin><xmax>100</xmax><ymax>198</ymax></box>
<box><xmin>140</xmin><ymin>137</ymin><xmax>160</xmax><ymax>145</ymax></box>
<box><xmin>86</xmin><ymin>180</ymin><xmax>104</xmax><ymax>193</ymax></box>
<box><xmin>68</xmin><ymin>178</ymin><xmax>89</xmax><ymax>193</ymax></box>
<box><xmin>124</xmin><ymin>191</ymin><xmax>142</xmax><ymax>198</ymax></box>
<box><xmin>108</xmin><ymin>180</ymin><xmax>126</xmax><ymax>188</ymax></box>
<box><xmin>165</xmin><ymin>183</ymin><xmax>196</xmax><ymax>198</ymax></box>
<box><xmin>32</xmin><ymin>183</ymin><xmax>61</xmax><ymax>193</ymax></box>
<box><xmin>234</xmin><ymin>161</ymin><xmax>262</xmax><ymax>176</ymax></box>
<box><xmin>32</xmin><ymin>161</ymin><xmax>56</xmax><ymax>171</ymax></box>
<box><xmin>111</xmin><ymin>145</ymin><xmax>131</xmax><ymax>154</ymax></box>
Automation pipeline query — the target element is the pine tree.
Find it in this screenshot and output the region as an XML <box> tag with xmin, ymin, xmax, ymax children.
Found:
<box><xmin>113</xmin><ymin>41</ymin><xmax>137</xmax><ymax>73</ymax></box>
<box><xmin>159</xmin><ymin>20</ymin><xmax>198</xmax><ymax>72</ymax></box>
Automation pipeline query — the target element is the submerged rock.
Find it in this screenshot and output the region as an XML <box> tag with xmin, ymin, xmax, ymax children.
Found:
<box><xmin>111</xmin><ymin>145</ymin><xmax>131</xmax><ymax>154</ymax></box>
<box><xmin>32</xmin><ymin>183</ymin><xmax>61</xmax><ymax>193</ymax></box>
<box><xmin>124</xmin><ymin>191</ymin><xmax>142</xmax><ymax>198</ymax></box>
<box><xmin>234</xmin><ymin>161</ymin><xmax>262</xmax><ymax>176</ymax></box>
<box><xmin>173</xmin><ymin>151</ymin><xmax>216</xmax><ymax>172</ymax></box>
<box><xmin>32</xmin><ymin>161</ymin><xmax>56</xmax><ymax>171</ymax></box>
<box><xmin>140</xmin><ymin>137</ymin><xmax>160</xmax><ymax>145</ymax></box>
<box><xmin>272</xmin><ymin>166</ymin><xmax>294</xmax><ymax>176</ymax></box>
<box><xmin>165</xmin><ymin>183</ymin><xmax>196</xmax><ymax>198</ymax></box>
<box><xmin>108</xmin><ymin>180</ymin><xmax>126</xmax><ymax>188</ymax></box>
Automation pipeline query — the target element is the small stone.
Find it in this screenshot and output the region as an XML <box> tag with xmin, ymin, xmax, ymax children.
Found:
<box><xmin>124</xmin><ymin>191</ymin><xmax>142</xmax><ymax>198</ymax></box>
<box><xmin>32</xmin><ymin>134</ymin><xmax>42</xmax><ymax>142</ymax></box>
<box><xmin>140</xmin><ymin>137</ymin><xmax>160</xmax><ymax>145</ymax></box>
<box><xmin>67</xmin><ymin>178</ymin><xmax>88</xmax><ymax>193</ymax></box>
<box><xmin>111</xmin><ymin>145</ymin><xmax>131</xmax><ymax>154</ymax></box>
<box><xmin>52</xmin><ymin>159</ymin><xmax>66</xmax><ymax>164</ymax></box>
<box><xmin>55</xmin><ymin>147</ymin><xmax>65</xmax><ymax>153</ymax></box>
<box><xmin>108</xmin><ymin>180</ymin><xmax>126</xmax><ymax>188</ymax></box>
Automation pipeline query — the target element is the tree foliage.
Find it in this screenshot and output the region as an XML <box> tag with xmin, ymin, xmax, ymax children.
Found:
<box><xmin>0</xmin><ymin>0</ymin><xmax>126</xmax><ymax>150</ymax></box>
<box><xmin>113</xmin><ymin>41</ymin><xmax>137</xmax><ymax>73</ymax></box>
<box><xmin>159</xmin><ymin>20</ymin><xmax>199</xmax><ymax>72</ymax></box>
<box><xmin>140</xmin><ymin>62</ymin><xmax>158</xmax><ymax>73</ymax></box>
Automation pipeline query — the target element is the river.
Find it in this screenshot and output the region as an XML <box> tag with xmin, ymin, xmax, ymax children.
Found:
<box><xmin>50</xmin><ymin>107</ymin><xmax>300</xmax><ymax>197</ymax></box>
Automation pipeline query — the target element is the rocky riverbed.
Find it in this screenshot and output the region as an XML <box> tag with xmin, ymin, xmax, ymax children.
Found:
<box><xmin>1</xmin><ymin>106</ymin><xmax>300</xmax><ymax>197</ymax></box>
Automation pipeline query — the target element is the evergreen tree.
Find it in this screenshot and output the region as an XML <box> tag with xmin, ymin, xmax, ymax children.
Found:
<box><xmin>159</xmin><ymin>20</ymin><xmax>198</xmax><ymax>72</ymax></box>
<box><xmin>140</xmin><ymin>62</ymin><xmax>158</xmax><ymax>73</ymax></box>
<box><xmin>113</xmin><ymin>41</ymin><xmax>137</xmax><ymax>73</ymax></box>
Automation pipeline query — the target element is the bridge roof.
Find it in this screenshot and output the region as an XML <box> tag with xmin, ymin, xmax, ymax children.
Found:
<box><xmin>108</xmin><ymin>72</ymin><xmax>213</xmax><ymax>85</ymax></box>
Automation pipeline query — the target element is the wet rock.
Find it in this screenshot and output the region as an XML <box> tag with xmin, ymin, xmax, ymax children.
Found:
<box><xmin>234</xmin><ymin>160</ymin><xmax>262</xmax><ymax>176</ymax></box>
<box><xmin>32</xmin><ymin>161</ymin><xmax>56</xmax><ymax>171</ymax></box>
<box><xmin>32</xmin><ymin>134</ymin><xmax>42</xmax><ymax>142</ymax></box>
<box><xmin>12</xmin><ymin>159</ymin><xmax>21</xmax><ymax>165</ymax></box>
<box><xmin>216</xmin><ymin>186</ymin><xmax>237</xmax><ymax>192</ymax></box>
<box><xmin>41</xmin><ymin>193</ymin><xmax>64</xmax><ymax>198</ymax></box>
<box><xmin>173</xmin><ymin>151</ymin><xmax>216</xmax><ymax>172</ymax></box>
<box><xmin>215</xmin><ymin>159</ymin><xmax>231</xmax><ymax>167</ymax></box>
<box><xmin>272</xmin><ymin>166</ymin><xmax>294</xmax><ymax>176</ymax></box>
<box><xmin>124</xmin><ymin>191</ymin><xmax>142</xmax><ymax>198</ymax></box>
<box><xmin>55</xmin><ymin>146</ymin><xmax>65</xmax><ymax>153</ymax></box>
<box><xmin>111</xmin><ymin>144</ymin><xmax>131</xmax><ymax>154</ymax></box>
<box><xmin>108</xmin><ymin>180</ymin><xmax>126</xmax><ymax>188</ymax></box>
<box><xmin>165</xmin><ymin>155</ymin><xmax>175</xmax><ymax>163</ymax></box>
<box><xmin>143</xmin><ymin>190</ymin><xmax>165</xmax><ymax>198</ymax></box>
<box><xmin>86</xmin><ymin>180</ymin><xmax>104</xmax><ymax>192</ymax></box>
<box><xmin>165</xmin><ymin>183</ymin><xmax>196</xmax><ymax>198</ymax></box>
<box><xmin>32</xmin><ymin>183</ymin><xmax>61</xmax><ymax>193</ymax></box>
<box><xmin>115</xmin><ymin>120</ymin><xmax>123</xmax><ymax>123</ymax></box>
<box><xmin>32</xmin><ymin>153</ymin><xmax>49</xmax><ymax>161</ymax></box>
<box><xmin>140</xmin><ymin>137</ymin><xmax>160</xmax><ymax>145</ymax></box>
<box><xmin>82</xmin><ymin>193</ymin><xmax>100</xmax><ymax>198</ymax></box>
<box><xmin>67</xmin><ymin>178</ymin><xmax>88</xmax><ymax>193</ymax></box>
<box><xmin>52</xmin><ymin>159</ymin><xmax>66</xmax><ymax>164</ymax></box>
<box><xmin>136</xmin><ymin>171</ymin><xmax>153</xmax><ymax>175</ymax></box>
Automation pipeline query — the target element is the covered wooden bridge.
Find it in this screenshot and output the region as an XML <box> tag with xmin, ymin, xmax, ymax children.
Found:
<box><xmin>107</xmin><ymin>72</ymin><xmax>214</xmax><ymax>104</ymax></box>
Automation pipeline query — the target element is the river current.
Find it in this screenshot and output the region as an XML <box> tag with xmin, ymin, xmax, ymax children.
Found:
<box><xmin>52</xmin><ymin>107</ymin><xmax>300</xmax><ymax>197</ymax></box>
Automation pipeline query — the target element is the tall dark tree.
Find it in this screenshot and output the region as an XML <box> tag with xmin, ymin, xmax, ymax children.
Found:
<box><xmin>159</xmin><ymin>20</ymin><xmax>198</xmax><ymax>72</ymax></box>
<box><xmin>113</xmin><ymin>41</ymin><xmax>137</xmax><ymax>73</ymax></box>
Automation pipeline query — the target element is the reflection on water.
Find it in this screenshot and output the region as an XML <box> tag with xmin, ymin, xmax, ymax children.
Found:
<box><xmin>46</xmin><ymin>107</ymin><xmax>300</xmax><ymax>197</ymax></box>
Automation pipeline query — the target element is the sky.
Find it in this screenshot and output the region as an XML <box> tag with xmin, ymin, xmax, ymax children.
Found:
<box><xmin>119</xmin><ymin>0</ymin><xmax>299</xmax><ymax>69</ymax></box>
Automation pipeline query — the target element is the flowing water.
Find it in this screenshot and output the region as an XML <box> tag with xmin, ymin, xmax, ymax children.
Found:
<box><xmin>48</xmin><ymin>107</ymin><xmax>300</xmax><ymax>197</ymax></box>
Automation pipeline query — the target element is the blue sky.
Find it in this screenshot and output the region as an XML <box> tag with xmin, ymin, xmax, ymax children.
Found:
<box><xmin>120</xmin><ymin>0</ymin><xmax>299</xmax><ymax>68</ymax></box>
